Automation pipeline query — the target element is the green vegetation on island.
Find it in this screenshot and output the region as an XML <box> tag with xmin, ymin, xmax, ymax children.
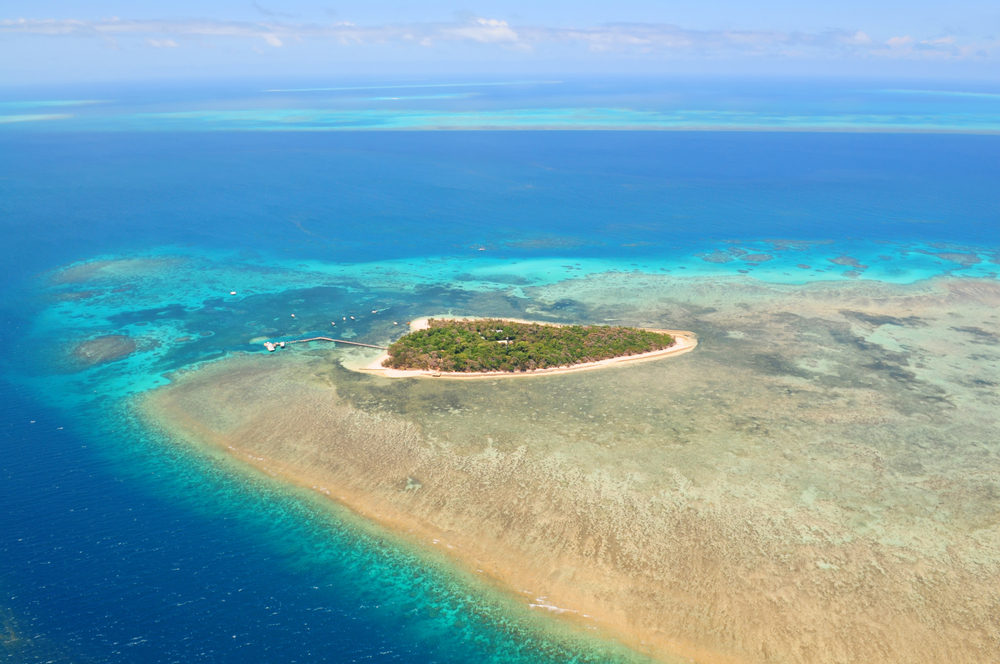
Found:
<box><xmin>384</xmin><ymin>318</ymin><xmax>675</xmax><ymax>373</ymax></box>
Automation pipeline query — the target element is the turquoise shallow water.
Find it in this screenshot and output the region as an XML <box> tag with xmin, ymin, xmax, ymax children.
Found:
<box><xmin>3</xmin><ymin>78</ymin><xmax>1000</xmax><ymax>132</ymax></box>
<box><xmin>1</xmin><ymin>91</ymin><xmax>999</xmax><ymax>662</ymax></box>
<box><xmin>21</xmin><ymin>237</ymin><xmax>998</xmax><ymax>407</ymax></box>
<box><xmin>49</xmin><ymin>107</ymin><xmax>1000</xmax><ymax>132</ymax></box>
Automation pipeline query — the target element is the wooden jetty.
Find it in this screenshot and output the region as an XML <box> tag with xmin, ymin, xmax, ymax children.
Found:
<box><xmin>265</xmin><ymin>337</ymin><xmax>388</xmax><ymax>352</ymax></box>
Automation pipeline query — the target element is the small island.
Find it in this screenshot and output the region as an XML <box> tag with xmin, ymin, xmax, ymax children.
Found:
<box><xmin>372</xmin><ymin>318</ymin><xmax>695</xmax><ymax>377</ymax></box>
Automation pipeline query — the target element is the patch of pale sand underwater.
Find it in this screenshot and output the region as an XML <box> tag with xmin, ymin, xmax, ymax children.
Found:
<box><xmin>140</xmin><ymin>275</ymin><xmax>1000</xmax><ymax>664</ymax></box>
<box><xmin>48</xmin><ymin>256</ymin><xmax>188</xmax><ymax>285</ymax></box>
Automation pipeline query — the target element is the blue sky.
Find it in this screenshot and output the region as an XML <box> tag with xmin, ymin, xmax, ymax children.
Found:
<box><xmin>3</xmin><ymin>1</ymin><xmax>999</xmax><ymax>83</ymax></box>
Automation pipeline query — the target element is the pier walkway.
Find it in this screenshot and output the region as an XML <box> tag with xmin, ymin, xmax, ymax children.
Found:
<box><xmin>264</xmin><ymin>337</ymin><xmax>388</xmax><ymax>352</ymax></box>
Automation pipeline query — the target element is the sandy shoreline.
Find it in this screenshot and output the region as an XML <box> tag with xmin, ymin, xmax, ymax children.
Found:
<box><xmin>358</xmin><ymin>316</ymin><xmax>697</xmax><ymax>379</ymax></box>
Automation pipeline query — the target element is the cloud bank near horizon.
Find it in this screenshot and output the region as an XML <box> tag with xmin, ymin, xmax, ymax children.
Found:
<box><xmin>2</xmin><ymin>15</ymin><xmax>993</xmax><ymax>61</ymax></box>
<box><xmin>2</xmin><ymin>12</ymin><xmax>998</xmax><ymax>84</ymax></box>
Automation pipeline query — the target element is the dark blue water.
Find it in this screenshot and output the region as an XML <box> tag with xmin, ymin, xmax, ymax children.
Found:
<box><xmin>6</xmin><ymin>376</ymin><xmax>655</xmax><ymax>663</ymax></box>
<box><xmin>2</xmin><ymin>116</ymin><xmax>999</xmax><ymax>662</ymax></box>
<box><xmin>3</xmin><ymin>131</ymin><xmax>997</xmax><ymax>274</ymax></box>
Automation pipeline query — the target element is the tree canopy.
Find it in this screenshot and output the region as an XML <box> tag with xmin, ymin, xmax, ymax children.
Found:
<box><xmin>384</xmin><ymin>318</ymin><xmax>674</xmax><ymax>373</ymax></box>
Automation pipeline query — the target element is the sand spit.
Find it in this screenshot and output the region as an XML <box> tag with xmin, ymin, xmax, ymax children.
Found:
<box><xmin>360</xmin><ymin>316</ymin><xmax>697</xmax><ymax>379</ymax></box>
<box><xmin>141</xmin><ymin>275</ymin><xmax>1000</xmax><ymax>664</ymax></box>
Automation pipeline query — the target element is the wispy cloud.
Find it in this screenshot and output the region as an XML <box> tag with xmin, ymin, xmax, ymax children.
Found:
<box><xmin>145</xmin><ymin>37</ymin><xmax>178</xmax><ymax>48</ymax></box>
<box><xmin>0</xmin><ymin>16</ymin><xmax>994</xmax><ymax>61</ymax></box>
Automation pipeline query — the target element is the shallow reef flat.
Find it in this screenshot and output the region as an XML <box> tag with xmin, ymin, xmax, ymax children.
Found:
<box><xmin>141</xmin><ymin>274</ymin><xmax>1000</xmax><ymax>664</ymax></box>
<box><xmin>68</xmin><ymin>334</ymin><xmax>138</xmax><ymax>367</ymax></box>
<box><xmin>49</xmin><ymin>256</ymin><xmax>188</xmax><ymax>285</ymax></box>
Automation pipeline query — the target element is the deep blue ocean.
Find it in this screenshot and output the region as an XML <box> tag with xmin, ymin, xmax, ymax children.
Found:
<box><xmin>1</xmin><ymin>78</ymin><xmax>999</xmax><ymax>662</ymax></box>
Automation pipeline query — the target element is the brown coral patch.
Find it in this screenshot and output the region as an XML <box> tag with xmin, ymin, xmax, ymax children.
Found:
<box><xmin>142</xmin><ymin>275</ymin><xmax>1000</xmax><ymax>664</ymax></box>
<box><xmin>828</xmin><ymin>256</ymin><xmax>868</xmax><ymax>269</ymax></box>
<box><xmin>50</xmin><ymin>257</ymin><xmax>184</xmax><ymax>285</ymax></box>
<box><xmin>50</xmin><ymin>290</ymin><xmax>100</xmax><ymax>302</ymax></box>
<box><xmin>70</xmin><ymin>335</ymin><xmax>137</xmax><ymax>367</ymax></box>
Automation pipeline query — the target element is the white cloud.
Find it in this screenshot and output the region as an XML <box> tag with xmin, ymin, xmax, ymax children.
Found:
<box><xmin>440</xmin><ymin>18</ymin><xmax>518</xmax><ymax>44</ymax></box>
<box><xmin>0</xmin><ymin>16</ymin><xmax>993</xmax><ymax>62</ymax></box>
<box><xmin>145</xmin><ymin>37</ymin><xmax>178</xmax><ymax>48</ymax></box>
<box><xmin>842</xmin><ymin>31</ymin><xmax>873</xmax><ymax>45</ymax></box>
